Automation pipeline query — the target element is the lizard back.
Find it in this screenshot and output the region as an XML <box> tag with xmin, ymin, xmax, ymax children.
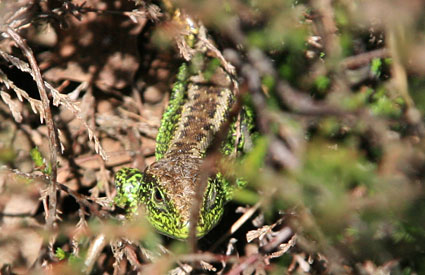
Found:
<box><xmin>165</xmin><ymin>67</ymin><xmax>235</xmax><ymax>158</ymax></box>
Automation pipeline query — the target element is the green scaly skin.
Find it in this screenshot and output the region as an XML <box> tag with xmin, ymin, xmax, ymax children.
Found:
<box><xmin>114</xmin><ymin>15</ymin><xmax>253</xmax><ymax>240</ymax></box>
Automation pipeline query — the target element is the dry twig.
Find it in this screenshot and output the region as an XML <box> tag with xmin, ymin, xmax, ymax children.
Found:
<box><xmin>0</xmin><ymin>50</ymin><xmax>108</xmax><ymax>159</ymax></box>
<box><xmin>6</xmin><ymin>27</ymin><xmax>60</xmax><ymax>232</ymax></box>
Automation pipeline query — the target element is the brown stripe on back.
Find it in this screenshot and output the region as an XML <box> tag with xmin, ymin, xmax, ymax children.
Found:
<box><xmin>165</xmin><ymin>81</ymin><xmax>234</xmax><ymax>158</ymax></box>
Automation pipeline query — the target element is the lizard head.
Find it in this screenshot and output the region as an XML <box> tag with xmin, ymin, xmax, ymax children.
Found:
<box><xmin>114</xmin><ymin>157</ymin><xmax>227</xmax><ymax>240</ymax></box>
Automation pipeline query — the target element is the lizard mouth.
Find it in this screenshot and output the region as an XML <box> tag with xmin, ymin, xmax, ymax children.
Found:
<box><xmin>182</xmin><ymin>221</ymin><xmax>214</xmax><ymax>240</ymax></box>
<box><xmin>155</xmin><ymin>219</ymin><xmax>216</xmax><ymax>240</ymax></box>
<box><xmin>176</xmin><ymin>220</ymin><xmax>207</xmax><ymax>240</ymax></box>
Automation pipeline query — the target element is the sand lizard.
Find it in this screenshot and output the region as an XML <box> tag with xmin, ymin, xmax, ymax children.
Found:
<box><xmin>114</xmin><ymin>14</ymin><xmax>253</xmax><ymax>239</ymax></box>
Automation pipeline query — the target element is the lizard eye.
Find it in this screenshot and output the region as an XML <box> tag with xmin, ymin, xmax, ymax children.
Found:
<box><xmin>152</xmin><ymin>187</ymin><xmax>169</xmax><ymax>213</ymax></box>
<box><xmin>153</xmin><ymin>187</ymin><xmax>165</xmax><ymax>203</ymax></box>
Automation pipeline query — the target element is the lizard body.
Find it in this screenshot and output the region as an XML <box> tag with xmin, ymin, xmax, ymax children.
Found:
<box><xmin>114</xmin><ymin>14</ymin><xmax>251</xmax><ymax>239</ymax></box>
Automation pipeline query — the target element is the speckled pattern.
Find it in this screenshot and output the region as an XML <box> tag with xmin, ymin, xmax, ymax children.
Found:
<box><xmin>114</xmin><ymin>14</ymin><xmax>248</xmax><ymax>239</ymax></box>
<box><xmin>114</xmin><ymin>64</ymin><xmax>236</xmax><ymax>239</ymax></box>
<box><xmin>166</xmin><ymin>71</ymin><xmax>234</xmax><ymax>158</ymax></box>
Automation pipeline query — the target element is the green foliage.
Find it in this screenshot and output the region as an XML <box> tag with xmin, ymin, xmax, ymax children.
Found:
<box><xmin>296</xmin><ymin>143</ymin><xmax>377</xmax><ymax>234</ymax></box>
<box><xmin>54</xmin><ymin>247</ymin><xmax>83</xmax><ymax>269</ymax></box>
<box><xmin>262</xmin><ymin>74</ymin><xmax>275</xmax><ymax>92</ymax></box>
<box><xmin>30</xmin><ymin>147</ymin><xmax>51</xmax><ymax>175</ymax></box>
<box><xmin>241</xmin><ymin>136</ymin><xmax>269</xmax><ymax>178</ymax></box>
<box><xmin>340</xmin><ymin>86</ymin><xmax>404</xmax><ymax>119</ymax></box>
<box><xmin>370</xmin><ymin>87</ymin><xmax>404</xmax><ymax>118</ymax></box>
<box><xmin>30</xmin><ymin>147</ymin><xmax>44</xmax><ymax>167</ymax></box>
<box><xmin>314</xmin><ymin>75</ymin><xmax>331</xmax><ymax>92</ymax></box>
<box><xmin>339</xmin><ymin>32</ymin><xmax>354</xmax><ymax>57</ymax></box>
<box><xmin>232</xmin><ymin>187</ymin><xmax>259</xmax><ymax>205</ymax></box>
<box><xmin>370</xmin><ymin>58</ymin><xmax>382</xmax><ymax>78</ymax></box>
<box><xmin>203</xmin><ymin>58</ymin><xmax>221</xmax><ymax>80</ymax></box>
<box><xmin>55</xmin><ymin>247</ymin><xmax>67</xmax><ymax>260</ymax></box>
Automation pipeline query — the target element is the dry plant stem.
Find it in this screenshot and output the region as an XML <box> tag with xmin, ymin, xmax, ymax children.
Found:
<box><xmin>262</xmin><ymin>227</ymin><xmax>293</xmax><ymax>252</ymax></box>
<box><xmin>313</xmin><ymin>0</ymin><xmax>341</xmax><ymax>59</ymax></box>
<box><xmin>131</xmin><ymin>86</ymin><xmax>145</xmax><ymax>119</ymax></box>
<box><xmin>175</xmin><ymin>252</ymin><xmax>236</xmax><ymax>263</ymax></box>
<box><xmin>6</xmin><ymin>27</ymin><xmax>60</xmax><ymax>230</ymax></box>
<box><xmin>341</xmin><ymin>48</ymin><xmax>389</xmax><ymax>70</ymax></box>
<box><xmin>83</xmin><ymin>234</ymin><xmax>107</xmax><ymax>274</ymax></box>
<box><xmin>124</xmin><ymin>245</ymin><xmax>144</xmax><ymax>271</ymax></box>
<box><xmin>226</xmin><ymin>254</ymin><xmax>260</xmax><ymax>275</ymax></box>
<box><xmin>387</xmin><ymin>29</ymin><xmax>425</xmax><ymax>135</ymax></box>
<box><xmin>387</xmin><ymin>29</ymin><xmax>412</xmax><ymax>108</ymax></box>
<box><xmin>275</xmin><ymin>80</ymin><xmax>351</xmax><ymax>117</ymax></box>
<box><xmin>3</xmin><ymin>4</ymin><xmax>32</xmax><ymax>33</ymax></box>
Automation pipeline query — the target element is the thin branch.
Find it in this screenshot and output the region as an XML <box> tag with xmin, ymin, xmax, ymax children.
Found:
<box><xmin>275</xmin><ymin>80</ymin><xmax>352</xmax><ymax>117</ymax></box>
<box><xmin>83</xmin><ymin>234</ymin><xmax>107</xmax><ymax>274</ymax></box>
<box><xmin>226</xmin><ymin>254</ymin><xmax>260</xmax><ymax>275</ymax></box>
<box><xmin>6</xmin><ymin>27</ymin><xmax>60</xmax><ymax>231</ymax></box>
<box><xmin>341</xmin><ymin>48</ymin><xmax>390</xmax><ymax>70</ymax></box>
<box><xmin>313</xmin><ymin>0</ymin><xmax>341</xmax><ymax>59</ymax></box>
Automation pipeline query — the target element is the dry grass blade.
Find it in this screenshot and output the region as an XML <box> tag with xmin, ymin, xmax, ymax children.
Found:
<box><xmin>0</xmin><ymin>91</ymin><xmax>23</xmax><ymax>122</ymax></box>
